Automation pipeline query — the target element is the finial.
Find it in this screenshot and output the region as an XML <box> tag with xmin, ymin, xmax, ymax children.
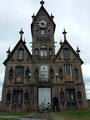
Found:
<box><xmin>7</xmin><ymin>46</ymin><xmax>11</xmax><ymax>57</ymax></box>
<box><xmin>7</xmin><ymin>46</ymin><xmax>10</xmax><ymax>53</ymax></box>
<box><xmin>59</xmin><ymin>40</ymin><xmax>63</xmax><ymax>46</ymax></box>
<box><xmin>51</xmin><ymin>14</ymin><xmax>54</xmax><ymax>19</ymax></box>
<box><xmin>24</xmin><ymin>38</ymin><xmax>26</xmax><ymax>44</ymax></box>
<box><xmin>19</xmin><ymin>28</ymin><xmax>24</xmax><ymax>40</ymax></box>
<box><xmin>62</xmin><ymin>28</ymin><xmax>67</xmax><ymax>41</ymax></box>
<box><xmin>76</xmin><ymin>46</ymin><xmax>80</xmax><ymax>56</ymax></box>
<box><xmin>32</xmin><ymin>13</ymin><xmax>35</xmax><ymax>19</ymax></box>
<box><xmin>40</xmin><ymin>0</ymin><xmax>45</xmax><ymax>6</ymax></box>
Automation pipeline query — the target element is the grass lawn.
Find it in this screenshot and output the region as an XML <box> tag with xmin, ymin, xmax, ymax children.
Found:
<box><xmin>51</xmin><ymin>110</ymin><xmax>90</xmax><ymax>120</ymax></box>
<box><xmin>0</xmin><ymin>112</ymin><xmax>35</xmax><ymax>117</ymax></box>
<box><xmin>0</xmin><ymin>118</ymin><xmax>16</xmax><ymax>120</ymax></box>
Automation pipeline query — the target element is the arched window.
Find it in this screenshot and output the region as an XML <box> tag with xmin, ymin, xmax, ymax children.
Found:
<box><xmin>49</xmin><ymin>66</ymin><xmax>54</xmax><ymax>78</ymax></box>
<box><xmin>74</xmin><ymin>68</ymin><xmax>79</xmax><ymax>80</ymax></box>
<box><xmin>41</xmin><ymin>29</ymin><xmax>46</xmax><ymax>35</ymax></box>
<box><xmin>63</xmin><ymin>48</ymin><xmax>70</xmax><ymax>60</ymax></box>
<box><xmin>34</xmin><ymin>68</ymin><xmax>39</xmax><ymax>78</ymax></box>
<box><xmin>16</xmin><ymin>66</ymin><xmax>24</xmax><ymax>77</ymax></box>
<box><xmin>35</xmin><ymin>48</ymin><xmax>38</xmax><ymax>56</ymax></box>
<box><xmin>77</xmin><ymin>91</ymin><xmax>82</xmax><ymax>102</ymax></box>
<box><xmin>9</xmin><ymin>68</ymin><xmax>13</xmax><ymax>80</ymax></box>
<box><xmin>40</xmin><ymin>45</ymin><xmax>47</xmax><ymax>58</ymax></box>
<box><xmin>65</xmin><ymin>65</ymin><xmax>72</xmax><ymax>76</ymax></box>
<box><xmin>13</xmin><ymin>90</ymin><xmax>23</xmax><ymax>104</ymax></box>
<box><xmin>6</xmin><ymin>92</ymin><xmax>11</xmax><ymax>103</ymax></box>
<box><xmin>24</xmin><ymin>92</ymin><xmax>29</xmax><ymax>102</ymax></box>
<box><xmin>59</xmin><ymin>68</ymin><xmax>63</xmax><ymax>80</ymax></box>
<box><xmin>25</xmin><ymin>67</ymin><xmax>30</xmax><ymax>78</ymax></box>
<box><xmin>49</xmin><ymin>48</ymin><xmax>52</xmax><ymax>56</ymax></box>
<box><xmin>18</xmin><ymin>48</ymin><xmax>24</xmax><ymax>60</ymax></box>
<box><xmin>60</xmin><ymin>92</ymin><xmax>65</xmax><ymax>102</ymax></box>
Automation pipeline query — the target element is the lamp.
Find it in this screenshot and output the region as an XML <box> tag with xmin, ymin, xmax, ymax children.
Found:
<box><xmin>28</xmin><ymin>73</ymin><xmax>31</xmax><ymax>78</ymax></box>
<box><xmin>55</xmin><ymin>73</ymin><xmax>58</xmax><ymax>78</ymax></box>
<box><xmin>27</xmin><ymin>73</ymin><xmax>31</xmax><ymax>84</ymax></box>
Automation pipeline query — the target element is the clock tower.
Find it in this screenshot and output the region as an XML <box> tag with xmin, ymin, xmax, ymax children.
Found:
<box><xmin>31</xmin><ymin>1</ymin><xmax>56</xmax><ymax>60</ymax></box>
<box><xmin>1</xmin><ymin>0</ymin><xmax>87</xmax><ymax>112</ymax></box>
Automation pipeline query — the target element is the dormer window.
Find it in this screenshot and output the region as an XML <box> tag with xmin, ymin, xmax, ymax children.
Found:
<box><xmin>40</xmin><ymin>16</ymin><xmax>45</xmax><ymax>21</ymax></box>
<box><xmin>18</xmin><ymin>48</ymin><xmax>24</xmax><ymax>60</ymax></box>
<box><xmin>63</xmin><ymin>49</ymin><xmax>70</xmax><ymax>60</ymax></box>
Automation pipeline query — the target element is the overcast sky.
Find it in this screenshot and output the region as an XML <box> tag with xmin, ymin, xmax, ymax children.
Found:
<box><xmin>0</xmin><ymin>0</ymin><xmax>90</xmax><ymax>100</ymax></box>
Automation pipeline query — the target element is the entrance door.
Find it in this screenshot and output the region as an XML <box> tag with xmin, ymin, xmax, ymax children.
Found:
<box><xmin>38</xmin><ymin>88</ymin><xmax>51</xmax><ymax>106</ymax></box>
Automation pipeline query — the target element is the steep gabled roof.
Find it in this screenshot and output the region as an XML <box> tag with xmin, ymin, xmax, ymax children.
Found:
<box><xmin>31</xmin><ymin>5</ymin><xmax>56</xmax><ymax>36</ymax></box>
<box><xmin>54</xmin><ymin>40</ymin><xmax>83</xmax><ymax>64</ymax></box>
<box><xmin>3</xmin><ymin>40</ymin><xmax>34</xmax><ymax>66</ymax></box>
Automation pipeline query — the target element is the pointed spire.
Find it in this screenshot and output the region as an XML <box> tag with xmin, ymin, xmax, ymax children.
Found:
<box><xmin>24</xmin><ymin>38</ymin><xmax>26</xmax><ymax>44</ymax></box>
<box><xmin>7</xmin><ymin>46</ymin><xmax>11</xmax><ymax>57</ymax></box>
<box><xmin>59</xmin><ymin>39</ymin><xmax>63</xmax><ymax>46</ymax></box>
<box><xmin>32</xmin><ymin>13</ymin><xmax>35</xmax><ymax>19</ymax></box>
<box><xmin>62</xmin><ymin>28</ymin><xmax>67</xmax><ymax>41</ymax></box>
<box><xmin>40</xmin><ymin>0</ymin><xmax>45</xmax><ymax>6</ymax></box>
<box><xmin>19</xmin><ymin>28</ymin><xmax>24</xmax><ymax>40</ymax></box>
<box><xmin>76</xmin><ymin>46</ymin><xmax>80</xmax><ymax>56</ymax></box>
<box><xmin>51</xmin><ymin>14</ymin><xmax>54</xmax><ymax>19</ymax></box>
<box><xmin>7</xmin><ymin>47</ymin><xmax>10</xmax><ymax>53</ymax></box>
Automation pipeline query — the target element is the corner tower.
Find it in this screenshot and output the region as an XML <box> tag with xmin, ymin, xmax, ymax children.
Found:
<box><xmin>31</xmin><ymin>1</ymin><xmax>56</xmax><ymax>60</ymax></box>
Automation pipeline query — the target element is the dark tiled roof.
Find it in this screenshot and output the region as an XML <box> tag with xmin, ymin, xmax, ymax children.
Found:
<box><xmin>3</xmin><ymin>40</ymin><xmax>34</xmax><ymax>66</ymax></box>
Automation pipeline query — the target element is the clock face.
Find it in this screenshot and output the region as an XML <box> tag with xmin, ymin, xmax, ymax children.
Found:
<box><xmin>38</xmin><ymin>20</ymin><xmax>47</xmax><ymax>29</ymax></box>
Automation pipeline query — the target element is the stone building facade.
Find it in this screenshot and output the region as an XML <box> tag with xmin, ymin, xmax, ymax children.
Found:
<box><xmin>1</xmin><ymin>1</ymin><xmax>87</xmax><ymax>112</ymax></box>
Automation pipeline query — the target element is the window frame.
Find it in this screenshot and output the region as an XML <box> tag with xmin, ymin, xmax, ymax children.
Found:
<box><xmin>24</xmin><ymin>92</ymin><xmax>29</xmax><ymax>102</ymax></box>
<box><xmin>63</xmin><ymin>48</ymin><xmax>70</xmax><ymax>60</ymax></box>
<box><xmin>9</xmin><ymin>68</ymin><xmax>13</xmax><ymax>80</ymax></box>
<box><xmin>65</xmin><ymin>65</ymin><xmax>72</xmax><ymax>76</ymax></box>
<box><xmin>74</xmin><ymin>68</ymin><xmax>79</xmax><ymax>80</ymax></box>
<box><xmin>15</xmin><ymin>66</ymin><xmax>24</xmax><ymax>77</ymax></box>
<box><xmin>25</xmin><ymin>68</ymin><xmax>30</xmax><ymax>79</ymax></box>
<box><xmin>60</xmin><ymin>92</ymin><xmax>65</xmax><ymax>102</ymax></box>
<box><xmin>59</xmin><ymin>68</ymin><xmax>63</xmax><ymax>80</ymax></box>
<box><xmin>17</xmin><ymin>48</ymin><xmax>24</xmax><ymax>61</ymax></box>
<box><xmin>40</xmin><ymin>46</ymin><xmax>48</xmax><ymax>58</ymax></box>
<box><xmin>49</xmin><ymin>66</ymin><xmax>54</xmax><ymax>78</ymax></box>
<box><xmin>49</xmin><ymin>48</ymin><xmax>52</xmax><ymax>56</ymax></box>
<box><xmin>35</xmin><ymin>48</ymin><xmax>38</xmax><ymax>56</ymax></box>
<box><xmin>6</xmin><ymin>92</ymin><xmax>11</xmax><ymax>104</ymax></box>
